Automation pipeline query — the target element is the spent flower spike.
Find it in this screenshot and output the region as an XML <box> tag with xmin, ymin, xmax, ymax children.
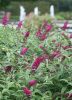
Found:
<box><xmin>51</xmin><ymin>51</ymin><xmax>61</xmax><ymax>58</ymax></box>
<box><xmin>4</xmin><ymin>66</ymin><xmax>12</xmax><ymax>73</ymax></box>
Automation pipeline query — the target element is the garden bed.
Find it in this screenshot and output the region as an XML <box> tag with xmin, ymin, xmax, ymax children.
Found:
<box><xmin>0</xmin><ymin>16</ymin><xmax>72</xmax><ymax>100</ymax></box>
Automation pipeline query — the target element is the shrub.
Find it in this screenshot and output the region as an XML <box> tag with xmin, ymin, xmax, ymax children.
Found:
<box><xmin>0</xmin><ymin>16</ymin><xmax>72</xmax><ymax>100</ymax></box>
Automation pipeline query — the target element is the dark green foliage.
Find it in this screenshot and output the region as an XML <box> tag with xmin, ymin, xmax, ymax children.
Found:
<box><xmin>0</xmin><ymin>0</ymin><xmax>72</xmax><ymax>15</ymax></box>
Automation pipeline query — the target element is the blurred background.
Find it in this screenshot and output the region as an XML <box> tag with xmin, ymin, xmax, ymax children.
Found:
<box><xmin>0</xmin><ymin>0</ymin><xmax>72</xmax><ymax>20</ymax></box>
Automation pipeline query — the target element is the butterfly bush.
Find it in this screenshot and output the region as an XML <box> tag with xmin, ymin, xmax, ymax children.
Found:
<box><xmin>36</xmin><ymin>21</ymin><xmax>52</xmax><ymax>41</ymax></box>
<box><xmin>0</xmin><ymin>16</ymin><xmax>72</xmax><ymax>100</ymax></box>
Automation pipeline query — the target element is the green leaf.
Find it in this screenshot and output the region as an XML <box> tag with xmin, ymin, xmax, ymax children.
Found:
<box><xmin>2</xmin><ymin>89</ymin><xmax>10</xmax><ymax>95</ymax></box>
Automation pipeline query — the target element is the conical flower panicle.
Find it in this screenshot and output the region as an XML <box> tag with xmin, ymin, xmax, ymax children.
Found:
<box><xmin>2</xmin><ymin>15</ymin><xmax>8</xmax><ymax>26</ymax></box>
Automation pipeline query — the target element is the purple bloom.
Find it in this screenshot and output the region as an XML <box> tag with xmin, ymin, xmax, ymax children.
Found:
<box><xmin>2</xmin><ymin>15</ymin><xmax>8</xmax><ymax>26</ymax></box>
<box><xmin>36</xmin><ymin>29</ymin><xmax>41</xmax><ymax>37</ymax></box>
<box><xmin>23</xmin><ymin>31</ymin><xmax>30</xmax><ymax>38</ymax></box>
<box><xmin>45</xmin><ymin>24</ymin><xmax>52</xmax><ymax>32</ymax></box>
<box><xmin>61</xmin><ymin>22</ymin><xmax>68</xmax><ymax>30</ymax></box>
<box><xmin>43</xmin><ymin>21</ymin><xmax>52</xmax><ymax>32</ymax></box>
<box><xmin>17</xmin><ymin>21</ymin><xmax>22</xmax><ymax>29</ymax></box>
<box><xmin>36</xmin><ymin>29</ymin><xmax>47</xmax><ymax>41</ymax></box>
<box><xmin>20</xmin><ymin>48</ymin><xmax>28</xmax><ymax>56</ymax></box>
<box><xmin>29</xmin><ymin>80</ymin><xmax>37</xmax><ymax>86</ymax></box>
<box><xmin>23</xmin><ymin>87</ymin><xmax>32</xmax><ymax>96</ymax></box>
<box><xmin>32</xmin><ymin>56</ymin><xmax>45</xmax><ymax>71</ymax></box>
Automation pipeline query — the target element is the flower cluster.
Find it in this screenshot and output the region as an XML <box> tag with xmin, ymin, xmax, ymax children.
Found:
<box><xmin>23</xmin><ymin>80</ymin><xmax>37</xmax><ymax>96</ymax></box>
<box><xmin>2</xmin><ymin>18</ymin><xmax>72</xmax><ymax>100</ymax></box>
<box><xmin>2</xmin><ymin>15</ymin><xmax>8</xmax><ymax>26</ymax></box>
<box><xmin>20</xmin><ymin>48</ymin><xmax>28</xmax><ymax>56</ymax></box>
<box><xmin>61</xmin><ymin>21</ymin><xmax>68</xmax><ymax>30</ymax></box>
<box><xmin>17</xmin><ymin>21</ymin><xmax>23</xmax><ymax>29</ymax></box>
<box><xmin>36</xmin><ymin>21</ymin><xmax>52</xmax><ymax>41</ymax></box>
<box><xmin>22</xmin><ymin>31</ymin><xmax>30</xmax><ymax>38</ymax></box>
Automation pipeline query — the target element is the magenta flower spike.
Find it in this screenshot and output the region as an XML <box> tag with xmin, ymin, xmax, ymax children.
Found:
<box><xmin>23</xmin><ymin>31</ymin><xmax>30</xmax><ymax>38</ymax></box>
<box><xmin>17</xmin><ymin>21</ymin><xmax>22</xmax><ymax>29</ymax></box>
<box><xmin>20</xmin><ymin>48</ymin><xmax>28</xmax><ymax>56</ymax></box>
<box><xmin>32</xmin><ymin>56</ymin><xmax>44</xmax><ymax>71</ymax></box>
<box><xmin>61</xmin><ymin>22</ymin><xmax>68</xmax><ymax>30</ymax></box>
<box><xmin>29</xmin><ymin>80</ymin><xmax>37</xmax><ymax>86</ymax></box>
<box><xmin>2</xmin><ymin>15</ymin><xmax>8</xmax><ymax>26</ymax></box>
<box><xmin>23</xmin><ymin>87</ymin><xmax>32</xmax><ymax>96</ymax></box>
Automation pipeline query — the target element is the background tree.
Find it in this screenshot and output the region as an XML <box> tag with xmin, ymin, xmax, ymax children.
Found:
<box><xmin>0</xmin><ymin>0</ymin><xmax>10</xmax><ymax>9</ymax></box>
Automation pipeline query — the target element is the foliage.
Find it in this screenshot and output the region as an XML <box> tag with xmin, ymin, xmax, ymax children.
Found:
<box><xmin>57</xmin><ymin>12</ymin><xmax>72</xmax><ymax>20</ymax></box>
<box><xmin>0</xmin><ymin>16</ymin><xmax>72</xmax><ymax>100</ymax></box>
<box><xmin>0</xmin><ymin>0</ymin><xmax>10</xmax><ymax>9</ymax></box>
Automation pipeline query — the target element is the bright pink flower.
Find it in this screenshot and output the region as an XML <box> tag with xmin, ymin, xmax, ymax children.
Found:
<box><xmin>36</xmin><ymin>29</ymin><xmax>47</xmax><ymax>41</ymax></box>
<box><xmin>32</xmin><ymin>56</ymin><xmax>44</xmax><ymax>71</ymax></box>
<box><xmin>20</xmin><ymin>48</ymin><xmax>28</xmax><ymax>55</ymax></box>
<box><xmin>17</xmin><ymin>21</ymin><xmax>22</xmax><ymax>28</ymax></box>
<box><xmin>29</xmin><ymin>80</ymin><xmax>37</xmax><ymax>86</ymax></box>
<box><xmin>43</xmin><ymin>21</ymin><xmax>52</xmax><ymax>32</ymax></box>
<box><xmin>23</xmin><ymin>87</ymin><xmax>32</xmax><ymax>96</ymax></box>
<box><xmin>51</xmin><ymin>51</ymin><xmax>61</xmax><ymax>58</ymax></box>
<box><xmin>23</xmin><ymin>31</ymin><xmax>30</xmax><ymax>38</ymax></box>
<box><xmin>62</xmin><ymin>46</ymin><xmax>72</xmax><ymax>50</ymax></box>
<box><xmin>61</xmin><ymin>22</ymin><xmax>68</xmax><ymax>30</ymax></box>
<box><xmin>45</xmin><ymin>24</ymin><xmax>52</xmax><ymax>32</ymax></box>
<box><xmin>4</xmin><ymin>66</ymin><xmax>12</xmax><ymax>73</ymax></box>
<box><xmin>2</xmin><ymin>15</ymin><xmax>8</xmax><ymax>26</ymax></box>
